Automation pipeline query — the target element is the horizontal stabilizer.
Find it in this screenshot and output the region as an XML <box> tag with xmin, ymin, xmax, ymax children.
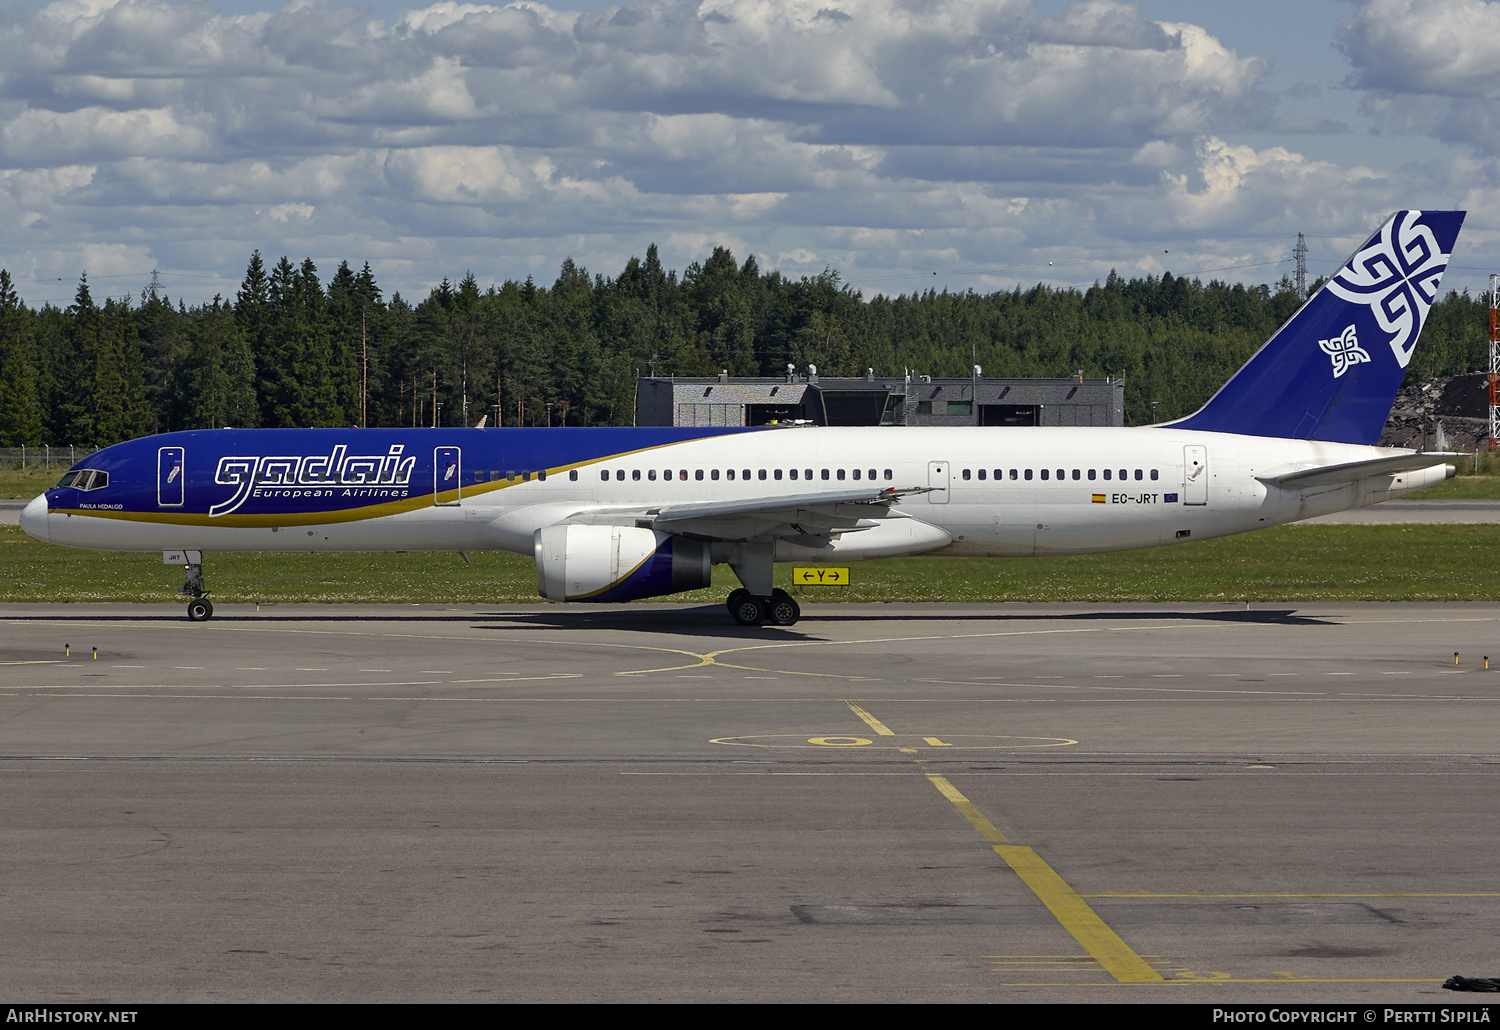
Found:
<box><xmin>1256</xmin><ymin>452</ymin><xmax>1457</xmax><ymax>489</ymax></box>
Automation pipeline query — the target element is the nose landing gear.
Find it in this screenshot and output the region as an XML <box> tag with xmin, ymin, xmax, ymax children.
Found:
<box><xmin>180</xmin><ymin>560</ymin><xmax>213</xmax><ymax>621</ymax></box>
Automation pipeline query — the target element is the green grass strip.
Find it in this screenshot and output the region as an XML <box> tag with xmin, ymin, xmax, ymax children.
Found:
<box><xmin>4</xmin><ymin>523</ymin><xmax>1498</xmax><ymax>605</ymax></box>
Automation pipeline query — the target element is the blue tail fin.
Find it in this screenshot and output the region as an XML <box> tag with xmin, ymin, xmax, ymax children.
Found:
<box><xmin>1169</xmin><ymin>210</ymin><xmax>1465</xmax><ymax>444</ymax></box>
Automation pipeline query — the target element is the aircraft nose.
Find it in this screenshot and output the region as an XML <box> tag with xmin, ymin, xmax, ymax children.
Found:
<box><xmin>19</xmin><ymin>493</ymin><xmax>49</xmax><ymax>543</ymax></box>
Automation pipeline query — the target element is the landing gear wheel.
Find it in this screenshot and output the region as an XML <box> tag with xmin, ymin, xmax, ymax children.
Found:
<box><xmin>730</xmin><ymin>594</ymin><xmax>765</xmax><ymax>626</ymax></box>
<box><xmin>726</xmin><ymin>588</ymin><xmax>750</xmax><ymax>618</ymax></box>
<box><xmin>186</xmin><ymin>598</ymin><xmax>213</xmax><ymax>622</ymax></box>
<box><xmin>767</xmin><ymin>589</ymin><xmax>800</xmax><ymax>627</ymax></box>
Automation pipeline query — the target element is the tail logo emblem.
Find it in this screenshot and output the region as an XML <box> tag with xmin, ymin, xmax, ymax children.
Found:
<box><xmin>1318</xmin><ymin>325</ymin><xmax>1370</xmax><ymax>378</ymax></box>
<box><xmin>1325</xmin><ymin>211</ymin><xmax>1448</xmax><ymax>368</ymax></box>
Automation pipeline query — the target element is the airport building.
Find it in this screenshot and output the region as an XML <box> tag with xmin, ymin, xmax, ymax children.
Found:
<box><xmin>636</xmin><ymin>370</ymin><xmax>1126</xmax><ymax>428</ymax></box>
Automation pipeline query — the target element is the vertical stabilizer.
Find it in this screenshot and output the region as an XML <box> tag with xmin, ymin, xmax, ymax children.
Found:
<box><xmin>1168</xmin><ymin>210</ymin><xmax>1465</xmax><ymax>444</ymax></box>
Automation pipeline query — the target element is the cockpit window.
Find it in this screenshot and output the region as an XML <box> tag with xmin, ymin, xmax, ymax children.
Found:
<box><xmin>58</xmin><ymin>469</ymin><xmax>107</xmax><ymax>491</ymax></box>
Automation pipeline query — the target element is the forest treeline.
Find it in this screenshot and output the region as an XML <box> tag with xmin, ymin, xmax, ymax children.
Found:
<box><xmin>0</xmin><ymin>244</ymin><xmax>1489</xmax><ymax>447</ymax></box>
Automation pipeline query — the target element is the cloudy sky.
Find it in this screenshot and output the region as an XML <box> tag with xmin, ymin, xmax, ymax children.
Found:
<box><xmin>2</xmin><ymin>0</ymin><xmax>1498</xmax><ymax>307</ymax></box>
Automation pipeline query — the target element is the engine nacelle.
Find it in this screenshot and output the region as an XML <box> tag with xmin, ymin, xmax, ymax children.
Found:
<box><xmin>534</xmin><ymin>524</ymin><xmax>712</xmax><ymax>602</ymax></box>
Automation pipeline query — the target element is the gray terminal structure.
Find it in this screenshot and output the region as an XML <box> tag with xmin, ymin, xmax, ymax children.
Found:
<box><xmin>636</xmin><ymin>370</ymin><xmax>1126</xmax><ymax>428</ymax></box>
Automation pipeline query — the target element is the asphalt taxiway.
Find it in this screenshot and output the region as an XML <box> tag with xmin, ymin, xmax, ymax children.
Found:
<box><xmin>2</xmin><ymin>601</ymin><xmax>1498</xmax><ymax>1002</ymax></box>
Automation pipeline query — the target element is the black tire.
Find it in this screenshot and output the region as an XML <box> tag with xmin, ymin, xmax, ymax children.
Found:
<box><xmin>767</xmin><ymin>591</ymin><xmax>800</xmax><ymax>626</ymax></box>
<box><xmin>731</xmin><ymin>594</ymin><xmax>764</xmax><ymax>626</ymax></box>
<box><xmin>187</xmin><ymin>598</ymin><xmax>212</xmax><ymax>622</ymax></box>
<box><xmin>726</xmin><ymin>588</ymin><xmax>750</xmax><ymax>617</ymax></box>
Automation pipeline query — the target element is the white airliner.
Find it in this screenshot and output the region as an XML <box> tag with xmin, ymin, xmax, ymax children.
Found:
<box><xmin>21</xmin><ymin>210</ymin><xmax>1465</xmax><ymax>626</ymax></box>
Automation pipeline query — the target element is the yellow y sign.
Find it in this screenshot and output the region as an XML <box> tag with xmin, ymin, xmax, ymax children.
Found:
<box><xmin>794</xmin><ymin>566</ymin><xmax>850</xmax><ymax>585</ymax></box>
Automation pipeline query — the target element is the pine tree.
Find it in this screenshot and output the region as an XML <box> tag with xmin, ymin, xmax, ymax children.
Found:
<box><xmin>0</xmin><ymin>271</ymin><xmax>43</xmax><ymax>445</ymax></box>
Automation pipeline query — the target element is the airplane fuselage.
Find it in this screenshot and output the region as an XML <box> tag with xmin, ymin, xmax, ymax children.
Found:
<box><xmin>23</xmin><ymin>425</ymin><xmax>1449</xmax><ymax>561</ymax></box>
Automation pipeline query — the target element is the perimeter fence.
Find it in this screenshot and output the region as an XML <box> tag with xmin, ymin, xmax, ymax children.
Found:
<box><xmin>0</xmin><ymin>446</ymin><xmax>102</xmax><ymax>470</ymax></box>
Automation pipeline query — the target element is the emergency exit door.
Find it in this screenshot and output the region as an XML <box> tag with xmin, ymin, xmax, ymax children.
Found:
<box><xmin>927</xmin><ymin>460</ymin><xmax>950</xmax><ymax>503</ymax></box>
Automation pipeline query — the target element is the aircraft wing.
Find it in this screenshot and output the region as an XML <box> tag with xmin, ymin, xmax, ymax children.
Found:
<box><xmin>564</xmin><ymin>486</ymin><xmax>929</xmax><ymax>542</ymax></box>
<box><xmin>1255</xmin><ymin>452</ymin><xmax>1458</xmax><ymax>490</ymax></box>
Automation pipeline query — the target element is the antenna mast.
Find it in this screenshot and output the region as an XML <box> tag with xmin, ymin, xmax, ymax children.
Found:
<box><xmin>1293</xmin><ymin>232</ymin><xmax>1308</xmax><ymax>300</ymax></box>
<box><xmin>1489</xmin><ymin>274</ymin><xmax>1499</xmax><ymax>450</ymax></box>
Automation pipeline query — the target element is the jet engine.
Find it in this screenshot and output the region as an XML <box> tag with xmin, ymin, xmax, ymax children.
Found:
<box><xmin>534</xmin><ymin>524</ymin><xmax>712</xmax><ymax>602</ymax></box>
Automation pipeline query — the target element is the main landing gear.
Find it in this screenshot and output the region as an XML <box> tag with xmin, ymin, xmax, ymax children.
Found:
<box><xmin>726</xmin><ymin>588</ymin><xmax>801</xmax><ymax>627</ymax></box>
<box><xmin>180</xmin><ymin>560</ymin><xmax>214</xmax><ymax>622</ymax></box>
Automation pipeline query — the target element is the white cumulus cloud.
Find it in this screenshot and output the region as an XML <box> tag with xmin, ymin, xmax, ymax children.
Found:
<box><xmin>0</xmin><ymin>0</ymin><xmax>1484</xmax><ymax>304</ymax></box>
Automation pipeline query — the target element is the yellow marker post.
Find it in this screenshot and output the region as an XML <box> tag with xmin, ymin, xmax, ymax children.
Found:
<box><xmin>793</xmin><ymin>566</ymin><xmax>849</xmax><ymax>585</ymax></box>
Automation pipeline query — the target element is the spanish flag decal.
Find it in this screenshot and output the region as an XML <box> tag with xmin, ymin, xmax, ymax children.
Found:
<box><xmin>1092</xmin><ymin>494</ymin><xmax>1106</xmax><ymax>503</ymax></box>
